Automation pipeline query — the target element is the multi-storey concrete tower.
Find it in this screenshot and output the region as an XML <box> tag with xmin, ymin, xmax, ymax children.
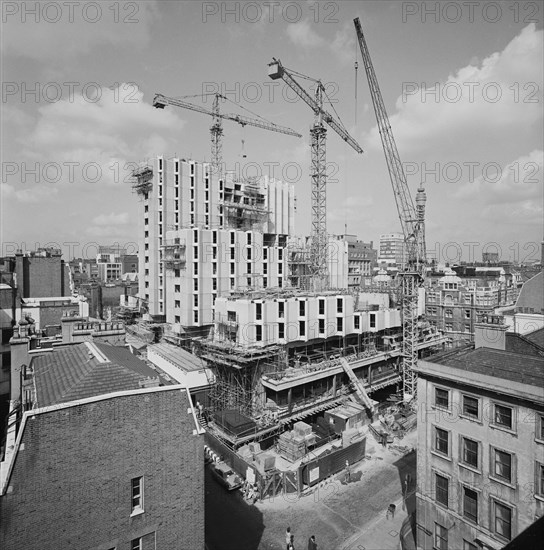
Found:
<box><xmin>132</xmin><ymin>157</ymin><xmax>295</xmax><ymax>325</ymax></box>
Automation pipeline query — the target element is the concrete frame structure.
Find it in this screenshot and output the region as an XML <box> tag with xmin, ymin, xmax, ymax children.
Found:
<box><xmin>133</xmin><ymin>157</ymin><xmax>294</xmax><ymax>324</ymax></box>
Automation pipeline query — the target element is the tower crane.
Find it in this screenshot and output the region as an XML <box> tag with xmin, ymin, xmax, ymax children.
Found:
<box><xmin>354</xmin><ymin>17</ymin><xmax>427</xmax><ymax>402</ymax></box>
<box><xmin>268</xmin><ymin>59</ymin><xmax>363</xmax><ymax>291</ymax></box>
<box><xmin>153</xmin><ymin>92</ymin><xmax>302</xmax><ymax>175</ymax></box>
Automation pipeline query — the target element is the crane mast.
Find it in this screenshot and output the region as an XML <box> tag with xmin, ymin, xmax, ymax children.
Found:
<box><xmin>268</xmin><ymin>59</ymin><xmax>363</xmax><ymax>291</ymax></box>
<box><xmin>354</xmin><ymin>17</ymin><xmax>427</xmax><ymax>402</ymax></box>
<box><xmin>153</xmin><ymin>92</ymin><xmax>302</xmax><ymax>175</ymax></box>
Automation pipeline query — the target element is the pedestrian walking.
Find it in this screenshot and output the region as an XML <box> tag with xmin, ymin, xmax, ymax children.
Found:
<box><xmin>344</xmin><ymin>460</ymin><xmax>351</xmax><ymax>483</ymax></box>
<box><xmin>386</xmin><ymin>503</ymin><xmax>396</xmax><ymax>519</ymax></box>
<box><xmin>288</xmin><ymin>534</ymin><xmax>295</xmax><ymax>550</ymax></box>
<box><xmin>307</xmin><ymin>535</ymin><xmax>317</xmax><ymax>550</ymax></box>
<box><xmin>285</xmin><ymin>527</ymin><xmax>292</xmax><ymax>550</ymax></box>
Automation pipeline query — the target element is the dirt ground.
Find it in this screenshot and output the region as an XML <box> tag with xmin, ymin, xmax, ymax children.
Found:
<box><xmin>205</xmin><ymin>429</ymin><xmax>417</xmax><ymax>550</ymax></box>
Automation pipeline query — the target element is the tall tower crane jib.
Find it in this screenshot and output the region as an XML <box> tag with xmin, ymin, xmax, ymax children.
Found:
<box><xmin>268</xmin><ymin>59</ymin><xmax>363</xmax><ymax>292</ymax></box>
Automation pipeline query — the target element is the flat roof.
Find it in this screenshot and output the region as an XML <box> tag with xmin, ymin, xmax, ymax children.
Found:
<box><xmin>419</xmin><ymin>346</ymin><xmax>544</xmax><ymax>388</ymax></box>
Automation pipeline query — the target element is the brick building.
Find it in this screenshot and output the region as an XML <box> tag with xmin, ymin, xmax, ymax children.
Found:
<box><xmin>414</xmin><ymin>317</ymin><xmax>544</xmax><ymax>550</ymax></box>
<box><xmin>0</xmin><ymin>334</ymin><xmax>204</xmax><ymax>550</ymax></box>
<box><xmin>13</xmin><ymin>248</ymin><xmax>68</xmax><ymax>299</ymax></box>
<box><xmin>425</xmin><ymin>266</ymin><xmax>521</xmax><ymax>343</ymax></box>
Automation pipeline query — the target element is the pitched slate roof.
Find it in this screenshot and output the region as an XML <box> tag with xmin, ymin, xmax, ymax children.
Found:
<box><xmin>524</xmin><ymin>327</ymin><xmax>544</xmax><ymax>348</ymax></box>
<box><xmin>31</xmin><ymin>342</ymin><xmax>171</xmax><ymax>408</ymax></box>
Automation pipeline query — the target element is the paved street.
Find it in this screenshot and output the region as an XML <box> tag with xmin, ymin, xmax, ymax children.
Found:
<box><xmin>205</xmin><ymin>430</ymin><xmax>417</xmax><ymax>550</ymax></box>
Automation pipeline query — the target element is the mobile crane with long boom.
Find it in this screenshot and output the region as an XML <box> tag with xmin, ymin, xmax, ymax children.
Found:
<box><xmin>354</xmin><ymin>17</ymin><xmax>427</xmax><ymax>402</ymax></box>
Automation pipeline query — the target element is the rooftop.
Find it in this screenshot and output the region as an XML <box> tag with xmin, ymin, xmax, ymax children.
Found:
<box><xmin>419</xmin><ymin>345</ymin><xmax>544</xmax><ymax>388</ymax></box>
<box><xmin>31</xmin><ymin>342</ymin><xmax>171</xmax><ymax>407</ymax></box>
<box><xmin>525</xmin><ymin>327</ymin><xmax>544</xmax><ymax>348</ymax></box>
<box><xmin>148</xmin><ymin>342</ymin><xmax>208</xmax><ymax>372</ymax></box>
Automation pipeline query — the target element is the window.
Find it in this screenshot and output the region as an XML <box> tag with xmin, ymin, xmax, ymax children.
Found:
<box><xmin>337</xmin><ymin>297</ymin><xmax>343</xmax><ymax>313</ymax></box>
<box><xmin>278</xmin><ymin>263</ymin><xmax>283</xmax><ymax>275</ymax></box>
<box><xmin>175</xmin><ymin>284</ymin><xmax>181</xmax><ymax>293</ymax></box>
<box><xmin>131</xmin><ymin>477</ymin><xmax>144</xmax><ymax>514</ymax></box>
<box><xmin>461</xmin><ymin>437</ymin><xmax>478</xmax><ymax>468</ymax></box>
<box><xmin>175</xmin><ymin>300</ymin><xmax>181</xmax><ymax>308</ymax></box>
<box><xmin>230</xmin><ymin>263</ymin><xmax>235</xmax><ymax>275</ymax></box>
<box><xmin>193</xmin><ymin>263</ymin><xmax>198</xmax><ymax>275</ymax></box>
<box><xmin>464</xmin><ymin>309</ymin><xmax>471</xmax><ymax>319</ymax></box>
<box><xmin>493</xmin><ymin>449</ymin><xmax>513</xmax><ymax>483</ymax></box>
<box><xmin>434</xmin><ymin>523</ymin><xmax>448</xmax><ymax>550</ymax></box>
<box><xmin>354</xmin><ymin>316</ymin><xmax>360</xmax><ymax>330</ymax></box>
<box><xmin>194</xmin><ymin>311</ymin><xmax>198</xmax><ymax>323</ymax></box>
<box><xmin>537</xmin><ymin>415</ymin><xmax>544</xmax><ymax>441</ymax></box>
<box><xmin>278</xmin><ymin>323</ymin><xmax>285</xmax><ymax>339</ymax></box>
<box><xmin>278</xmin><ymin>301</ymin><xmax>284</xmax><ymax>319</ymax></box>
<box><xmin>194</xmin><ymin>295</ymin><xmax>199</xmax><ymax>307</ymax></box>
<box><xmin>536</xmin><ymin>462</ymin><xmax>544</xmax><ymax>497</ymax></box>
<box><xmin>370</xmin><ymin>313</ymin><xmax>376</xmax><ymax>328</ymax></box>
<box><xmin>193</xmin><ymin>279</ymin><xmax>198</xmax><ymax>291</ymax></box>
<box><xmin>337</xmin><ymin>318</ymin><xmax>343</xmax><ymax>332</ymax></box>
<box><xmin>445</xmin><ymin>308</ymin><xmax>453</xmax><ymax>318</ymax></box>
<box><xmin>278</xmin><ymin>248</ymin><xmax>283</xmax><ymax>261</ymax></box>
<box><xmin>435</xmin><ymin>387</ymin><xmax>449</xmax><ymax>409</ymax></box>
<box><xmin>463</xmin><ymin>487</ymin><xmax>478</xmax><ymax>523</ymax></box>
<box><xmin>230</xmin><ymin>248</ymin><xmax>236</xmax><ymax>260</ymax></box>
<box><xmin>462</xmin><ymin>395</ymin><xmax>479</xmax><ymax>419</ymax></box>
<box><xmin>435</xmin><ymin>474</ymin><xmax>449</xmax><ymax>507</ymax></box>
<box><xmin>131</xmin><ymin>538</ymin><xmax>142</xmax><ymax>550</ymax></box>
<box><xmin>256</xmin><ymin>303</ymin><xmax>262</xmax><ymax>321</ymax></box>
<box><xmin>463</xmin><ymin>541</ymin><xmax>477</xmax><ymax>550</ymax></box>
<box><xmin>492</xmin><ymin>500</ymin><xmax>512</xmax><ymax>540</ymax></box>
<box><xmin>263</xmin><ymin>248</ymin><xmax>268</xmax><ymax>260</ymax></box>
<box><xmin>319</xmin><ymin>319</ymin><xmax>325</xmax><ymax>334</ymax></box>
<box><xmin>493</xmin><ymin>404</ymin><xmax>513</xmax><ymax>430</ymax></box>
<box><xmin>247</xmin><ymin>232</ymin><xmax>252</xmax><ymax>245</ymax></box>
<box><xmin>230</xmin><ymin>232</ymin><xmax>235</xmax><ymax>245</ymax></box>
<box><xmin>299</xmin><ymin>321</ymin><xmax>306</xmax><ymax>337</ymax></box>
<box><xmin>318</xmin><ymin>299</ymin><xmax>325</xmax><ymax>315</ymax></box>
<box><xmin>256</xmin><ymin>325</ymin><xmax>262</xmax><ymax>341</ymax></box>
<box><xmin>299</xmin><ymin>300</ymin><xmax>305</xmax><ymax>316</ymax></box>
<box><xmin>247</xmin><ymin>263</ymin><xmax>252</xmax><ymax>274</ymax></box>
<box><xmin>434</xmin><ymin>427</ymin><xmax>449</xmax><ymax>456</ymax></box>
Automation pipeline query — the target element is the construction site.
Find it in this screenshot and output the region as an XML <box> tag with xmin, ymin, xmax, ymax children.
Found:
<box><xmin>128</xmin><ymin>17</ymin><xmax>449</xmax><ymax>499</ymax></box>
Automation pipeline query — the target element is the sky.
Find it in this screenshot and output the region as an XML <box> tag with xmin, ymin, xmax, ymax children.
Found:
<box><xmin>1</xmin><ymin>0</ymin><xmax>543</xmax><ymax>264</ymax></box>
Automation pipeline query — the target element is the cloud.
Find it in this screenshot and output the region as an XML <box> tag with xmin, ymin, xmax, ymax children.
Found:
<box><xmin>362</xmin><ymin>24</ymin><xmax>543</xmax><ymax>153</ymax></box>
<box><xmin>92</xmin><ymin>212</ymin><xmax>129</xmax><ymax>226</ymax></box>
<box><xmin>3</xmin><ymin>83</ymin><xmax>184</xmax><ymax>188</ymax></box>
<box><xmin>0</xmin><ymin>182</ymin><xmax>58</xmax><ymax>203</ymax></box>
<box><xmin>454</xmin><ymin>150</ymin><xmax>543</xmax><ymax>204</ymax></box>
<box><xmin>2</xmin><ymin>1</ymin><xmax>161</xmax><ymax>62</ymax></box>
<box><xmin>286</xmin><ymin>19</ymin><xmax>324</xmax><ymax>48</ymax></box>
<box><xmin>330</xmin><ymin>22</ymin><xmax>357</xmax><ymax>65</ymax></box>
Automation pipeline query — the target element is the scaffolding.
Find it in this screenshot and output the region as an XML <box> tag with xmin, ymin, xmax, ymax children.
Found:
<box><xmin>131</xmin><ymin>164</ymin><xmax>153</xmax><ymax>195</ymax></box>
<box><xmin>221</xmin><ymin>177</ymin><xmax>269</xmax><ymax>230</ymax></box>
<box><xmin>161</xmin><ymin>238</ymin><xmax>186</xmax><ymax>270</ymax></box>
<box><xmin>200</xmin><ymin>338</ymin><xmax>280</xmax><ymax>419</ymax></box>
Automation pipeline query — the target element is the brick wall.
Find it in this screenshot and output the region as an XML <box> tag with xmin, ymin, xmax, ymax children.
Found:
<box><xmin>0</xmin><ymin>388</ymin><xmax>204</xmax><ymax>550</ymax></box>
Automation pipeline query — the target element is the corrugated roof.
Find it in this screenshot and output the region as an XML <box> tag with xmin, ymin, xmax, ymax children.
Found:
<box><xmin>32</xmin><ymin>342</ymin><xmax>171</xmax><ymax>407</ymax></box>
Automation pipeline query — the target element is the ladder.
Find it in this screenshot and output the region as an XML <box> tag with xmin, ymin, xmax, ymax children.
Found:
<box><xmin>340</xmin><ymin>357</ymin><xmax>375</xmax><ymax>414</ymax></box>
